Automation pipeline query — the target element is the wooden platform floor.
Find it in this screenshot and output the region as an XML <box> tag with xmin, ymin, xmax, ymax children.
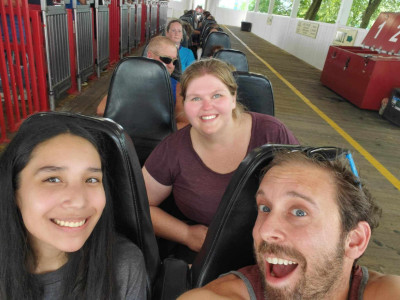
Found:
<box><xmin>3</xmin><ymin>26</ymin><xmax>399</xmax><ymax>275</ymax></box>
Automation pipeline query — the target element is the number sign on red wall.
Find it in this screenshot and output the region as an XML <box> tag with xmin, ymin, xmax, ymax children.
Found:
<box><xmin>362</xmin><ymin>12</ymin><xmax>400</xmax><ymax>55</ymax></box>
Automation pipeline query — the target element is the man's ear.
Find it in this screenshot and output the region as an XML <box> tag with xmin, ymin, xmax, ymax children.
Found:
<box><xmin>147</xmin><ymin>51</ymin><xmax>154</xmax><ymax>59</ymax></box>
<box><xmin>345</xmin><ymin>221</ymin><xmax>371</xmax><ymax>260</ymax></box>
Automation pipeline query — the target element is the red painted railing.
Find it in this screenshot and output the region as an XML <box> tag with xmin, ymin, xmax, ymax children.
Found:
<box><xmin>0</xmin><ymin>0</ymin><xmax>159</xmax><ymax>144</ymax></box>
<box><xmin>0</xmin><ymin>1</ymin><xmax>47</xmax><ymax>142</ymax></box>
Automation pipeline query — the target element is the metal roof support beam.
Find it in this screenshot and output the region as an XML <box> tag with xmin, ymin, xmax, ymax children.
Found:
<box><xmin>255</xmin><ymin>0</ymin><xmax>260</xmax><ymax>12</ymax></box>
<box><xmin>336</xmin><ymin>0</ymin><xmax>353</xmax><ymax>25</ymax></box>
<box><xmin>291</xmin><ymin>0</ymin><xmax>300</xmax><ymax>18</ymax></box>
<box><xmin>268</xmin><ymin>0</ymin><xmax>274</xmax><ymax>14</ymax></box>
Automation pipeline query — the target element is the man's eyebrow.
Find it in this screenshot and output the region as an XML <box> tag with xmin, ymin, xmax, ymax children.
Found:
<box><xmin>287</xmin><ymin>191</ymin><xmax>317</xmax><ymax>207</ymax></box>
<box><xmin>255</xmin><ymin>189</ymin><xmax>265</xmax><ymax>199</ymax></box>
<box><xmin>254</xmin><ymin>190</ymin><xmax>317</xmax><ymax>206</ymax></box>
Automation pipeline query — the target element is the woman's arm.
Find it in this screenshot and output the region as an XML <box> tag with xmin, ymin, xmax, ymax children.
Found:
<box><xmin>143</xmin><ymin>167</ymin><xmax>207</xmax><ymax>252</ymax></box>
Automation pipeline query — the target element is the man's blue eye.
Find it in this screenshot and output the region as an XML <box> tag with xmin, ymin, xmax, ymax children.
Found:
<box><xmin>291</xmin><ymin>209</ymin><xmax>307</xmax><ymax>217</ymax></box>
<box><xmin>258</xmin><ymin>205</ymin><xmax>270</xmax><ymax>213</ymax></box>
<box><xmin>191</xmin><ymin>97</ymin><xmax>201</xmax><ymax>101</ymax></box>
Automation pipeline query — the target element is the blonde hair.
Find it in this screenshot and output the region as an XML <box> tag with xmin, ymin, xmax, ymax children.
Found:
<box><xmin>180</xmin><ymin>58</ymin><xmax>245</xmax><ymax>119</ymax></box>
<box><xmin>148</xmin><ymin>36</ymin><xmax>177</xmax><ymax>55</ymax></box>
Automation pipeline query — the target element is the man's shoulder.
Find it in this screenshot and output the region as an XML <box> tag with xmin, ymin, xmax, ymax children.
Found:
<box><xmin>364</xmin><ymin>270</ymin><xmax>400</xmax><ymax>300</ymax></box>
<box><xmin>178</xmin><ymin>274</ymin><xmax>249</xmax><ymax>300</ymax></box>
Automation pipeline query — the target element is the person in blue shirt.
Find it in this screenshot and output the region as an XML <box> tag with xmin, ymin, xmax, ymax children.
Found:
<box><xmin>65</xmin><ymin>0</ymin><xmax>86</xmax><ymax>9</ymax></box>
<box><xmin>166</xmin><ymin>19</ymin><xmax>195</xmax><ymax>72</ymax></box>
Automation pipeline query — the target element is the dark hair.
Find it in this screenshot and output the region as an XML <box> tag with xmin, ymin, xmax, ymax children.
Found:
<box><xmin>262</xmin><ymin>151</ymin><xmax>382</xmax><ymax>234</ymax></box>
<box><xmin>0</xmin><ymin>114</ymin><xmax>115</xmax><ymax>299</ymax></box>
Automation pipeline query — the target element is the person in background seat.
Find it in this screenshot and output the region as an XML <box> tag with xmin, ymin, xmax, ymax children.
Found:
<box><xmin>65</xmin><ymin>0</ymin><xmax>87</xmax><ymax>9</ymax></box>
<box><xmin>166</xmin><ymin>19</ymin><xmax>195</xmax><ymax>72</ymax></box>
<box><xmin>178</xmin><ymin>150</ymin><xmax>400</xmax><ymax>300</ymax></box>
<box><xmin>143</xmin><ymin>58</ymin><xmax>299</xmax><ymax>263</ymax></box>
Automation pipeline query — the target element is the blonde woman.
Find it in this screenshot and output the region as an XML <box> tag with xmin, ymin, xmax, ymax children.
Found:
<box><xmin>143</xmin><ymin>59</ymin><xmax>298</xmax><ymax>260</ymax></box>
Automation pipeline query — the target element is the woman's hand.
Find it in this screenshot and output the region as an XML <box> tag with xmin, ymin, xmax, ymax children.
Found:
<box><xmin>185</xmin><ymin>224</ymin><xmax>208</xmax><ymax>252</ymax></box>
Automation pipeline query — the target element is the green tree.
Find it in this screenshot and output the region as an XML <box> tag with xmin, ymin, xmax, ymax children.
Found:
<box><xmin>247</xmin><ymin>0</ymin><xmax>293</xmax><ymax>15</ymax></box>
<box><xmin>304</xmin><ymin>0</ymin><xmax>322</xmax><ymax>20</ymax></box>
<box><xmin>299</xmin><ymin>0</ymin><xmax>341</xmax><ymax>23</ymax></box>
<box><xmin>247</xmin><ymin>0</ymin><xmax>270</xmax><ymax>12</ymax></box>
<box><xmin>348</xmin><ymin>0</ymin><xmax>400</xmax><ymax>28</ymax></box>
<box><xmin>258</xmin><ymin>0</ymin><xmax>271</xmax><ymax>13</ymax></box>
<box><xmin>298</xmin><ymin>0</ymin><xmax>312</xmax><ymax>18</ymax></box>
<box><xmin>360</xmin><ymin>0</ymin><xmax>383</xmax><ymax>28</ymax></box>
<box><xmin>249</xmin><ymin>0</ymin><xmax>399</xmax><ymax>26</ymax></box>
<box><xmin>272</xmin><ymin>0</ymin><xmax>293</xmax><ymax>15</ymax></box>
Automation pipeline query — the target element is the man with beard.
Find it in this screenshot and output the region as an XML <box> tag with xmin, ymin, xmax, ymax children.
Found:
<box><xmin>178</xmin><ymin>151</ymin><xmax>400</xmax><ymax>299</ymax></box>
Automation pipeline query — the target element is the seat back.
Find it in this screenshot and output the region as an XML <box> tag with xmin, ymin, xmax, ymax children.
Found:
<box><xmin>234</xmin><ymin>71</ymin><xmax>275</xmax><ymax>116</ymax></box>
<box><xmin>199</xmin><ymin>21</ymin><xmax>217</xmax><ymax>45</ymax></box>
<box><xmin>104</xmin><ymin>57</ymin><xmax>177</xmax><ymax>166</ymax></box>
<box><xmin>199</xmin><ymin>19</ymin><xmax>216</xmax><ymax>40</ymax></box>
<box><xmin>25</xmin><ymin>112</ymin><xmax>160</xmax><ymax>299</ymax></box>
<box><xmin>201</xmin><ymin>31</ymin><xmax>231</xmax><ymax>58</ymax></box>
<box><xmin>213</xmin><ymin>49</ymin><xmax>249</xmax><ymax>72</ymax></box>
<box><xmin>191</xmin><ymin>144</ymin><xmax>349</xmax><ymax>287</ymax></box>
<box><xmin>180</xmin><ymin>15</ymin><xmax>195</xmax><ymax>29</ymax></box>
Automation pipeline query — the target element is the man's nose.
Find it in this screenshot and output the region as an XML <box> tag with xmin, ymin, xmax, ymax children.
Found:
<box><xmin>258</xmin><ymin>212</ymin><xmax>286</xmax><ymax>243</ymax></box>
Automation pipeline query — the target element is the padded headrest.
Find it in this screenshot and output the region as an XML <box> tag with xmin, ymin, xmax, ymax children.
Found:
<box><xmin>214</xmin><ymin>49</ymin><xmax>249</xmax><ymax>72</ymax></box>
<box><xmin>234</xmin><ymin>71</ymin><xmax>274</xmax><ymax>116</ymax></box>
<box><xmin>191</xmin><ymin>144</ymin><xmax>349</xmax><ymax>287</ymax></box>
<box><xmin>104</xmin><ymin>57</ymin><xmax>177</xmax><ymax>166</ymax></box>
<box><xmin>22</xmin><ymin>112</ymin><xmax>160</xmax><ymax>297</ymax></box>
<box><xmin>202</xmin><ymin>32</ymin><xmax>231</xmax><ymax>57</ymax></box>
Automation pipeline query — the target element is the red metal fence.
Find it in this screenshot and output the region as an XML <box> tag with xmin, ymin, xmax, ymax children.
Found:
<box><xmin>0</xmin><ymin>0</ymin><xmax>163</xmax><ymax>144</ymax></box>
<box><xmin>0</xmin><ymin>1</ymin><xmax>47</xmax><ymax>142</ymax></box>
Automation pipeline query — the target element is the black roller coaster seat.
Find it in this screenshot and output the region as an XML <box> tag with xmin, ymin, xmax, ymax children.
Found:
<box><xmin>202</xmin><ymin>31</ymin><xmax>231</xmax><ymax>58</ymax></box>
<box><xmin>213</xmin><ymin>49</ymin><xmax>249</xmax><ymax>72</ymax></box>
<box><xmin>21</xmin><ymin>112</ymin><xmax>161</xmax><ymax>299</ymax></box>
<box><xmin>190</xmin><ymin>145</ymin><xmax>350</xmax><ymax>288</ymax></box>
<box><xmin>104</xmin><ymin>57</ymin><xmax>177</xmax><ymax>166</ymax></box>
<box><xmin>234</xmin><ymin>71</ymin><xmax>274</xmax><ymax>116</ymax></box>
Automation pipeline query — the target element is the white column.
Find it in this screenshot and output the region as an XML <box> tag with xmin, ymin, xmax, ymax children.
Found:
<box><xmin>336</xmin><ymin>0</ymin><xmax>353</xmax><ymax>25</ymax></box>
<box><xmin>254</xmin><ymin>0</ymin><xmax>260</xmax><ymax>12</ymax></box>
<box><xmin>268</xmin><ymin>0</ymin><xmax>274</xmax><ymax>14</ymax></box>
<box><xmin>291</xmin><ymin>0</ymin><xmax>300</xmax><ymax>18</ymax></box>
